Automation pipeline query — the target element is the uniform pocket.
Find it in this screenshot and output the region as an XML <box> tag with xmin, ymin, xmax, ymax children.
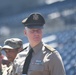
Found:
<box><xmin>29</xmin><ymin>63</ymin><xmax>49</xmax><ymax>75</ymax></box>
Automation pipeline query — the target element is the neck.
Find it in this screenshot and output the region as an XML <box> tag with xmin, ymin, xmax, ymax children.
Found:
<box><xmin>30</xmin><ymin>41</ymin><xmax>41</xmax><ymax>48</ymax></box>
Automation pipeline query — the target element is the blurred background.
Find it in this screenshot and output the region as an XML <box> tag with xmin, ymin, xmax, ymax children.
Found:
<box><xmin>0</xmin><ymin>0</ymin><xmax>76</xmax><ymax>75</ymax></box>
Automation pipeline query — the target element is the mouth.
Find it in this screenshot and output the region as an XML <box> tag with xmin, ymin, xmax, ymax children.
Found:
<box><xmin>34</xmin><ymin>37</ymin><xmax>40</xmax><ymax>41</ymax></box>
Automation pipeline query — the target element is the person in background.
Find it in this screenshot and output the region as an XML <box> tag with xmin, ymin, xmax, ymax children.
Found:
<box><xmin>0</xmin><ymin>46</ymin><xmax>4</xmax><ymax>75</ymax></box>
<box><xmin>0</xmin><ymin>46</ymin><xmax>9</xmax><ymax>75</ymax></box>
<box><xmin>14</xmin><ymin>13</ymin><xmax>66</xmax><ymax>75</ymax></box>
<box><xmin>0</xmin><ymin>38</ymin><xmax>23</xmax><ymax>75</ymax></box>
<box><xmin>0</xmin><ymin>46</ymin><xmax>4</xmax><ymax>65</ymax></box>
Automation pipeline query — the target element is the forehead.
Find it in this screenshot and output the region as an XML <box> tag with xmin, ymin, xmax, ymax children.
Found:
<box><xmin>25</xmin><ymin>27</ymin><xmax>42</xmax><ymax>30</ymax></box>
<box><xmin>29</xmin><ymin>28</ymin><xmax>42</xmax><ymax>30</ymax></box>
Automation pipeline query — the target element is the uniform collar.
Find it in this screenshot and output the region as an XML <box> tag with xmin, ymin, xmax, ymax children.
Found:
<box><xmin>32</xmin><ymin>42</ymin><xmax>43</xmax><ymax>54</ymax></box>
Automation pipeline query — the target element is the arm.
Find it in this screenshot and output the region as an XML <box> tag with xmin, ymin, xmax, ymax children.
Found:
<box><xmin>49</xmin><ymin>51</ymin><xmax>66</xmax><ymax>75</ymax></box>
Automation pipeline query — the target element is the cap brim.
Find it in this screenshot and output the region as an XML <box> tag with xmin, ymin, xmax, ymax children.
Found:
<box><xmin>2</xmin><ymin>45</ymin><xmax>14</xmax><ymax>50</ymax></box>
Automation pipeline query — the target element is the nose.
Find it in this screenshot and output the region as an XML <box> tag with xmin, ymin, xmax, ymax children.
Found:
<box><xmin>33</xmin><ymin>31</ymin><xmax>40</xmax><ymax>36</ymax></box>
<box><xmin>6</xmin><ymin>51</ymin><xmax>10</xmax><ymax>56</ymax></box>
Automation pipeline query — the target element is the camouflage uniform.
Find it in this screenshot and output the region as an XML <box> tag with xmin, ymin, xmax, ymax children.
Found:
<box><xmin>1</xmin><ymin>38</ymin><xmax>23</xmax><ymax>75</ymax></box>
<box><xmin>2</xmin><ymin>63</ymin><xmax>14</xmax><ymax>75</ymax></box>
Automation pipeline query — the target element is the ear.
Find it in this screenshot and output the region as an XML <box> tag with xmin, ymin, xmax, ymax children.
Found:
<box><xmin>24</xmin><ymin>29</ymin><xmax>27</xmax><ymax>36</ymax></box>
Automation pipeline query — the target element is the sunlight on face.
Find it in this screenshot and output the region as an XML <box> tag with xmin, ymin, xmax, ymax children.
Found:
<box><xmin>24</xmin><ymin>27</ymin><xmax>43</xmax><ymax>47</ymax></box>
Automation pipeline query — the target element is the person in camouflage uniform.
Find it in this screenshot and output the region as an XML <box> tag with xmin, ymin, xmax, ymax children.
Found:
<box><xmin>0</xmin><ymin>38</ymin><xmax>23</xmax><ymax>75</ymax></box>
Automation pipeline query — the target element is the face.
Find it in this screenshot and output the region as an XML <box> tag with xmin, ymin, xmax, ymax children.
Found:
<box><xmin>4</xmin><ymin>49</ymin><xmax>18</xmax><ymax>62</ymax></box>
<box><xmin>24</xmin><ymin>27</ymin><xmax>43</xmax><ymax>47</ymax></box>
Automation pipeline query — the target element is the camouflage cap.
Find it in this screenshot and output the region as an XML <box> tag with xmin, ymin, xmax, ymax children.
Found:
<box><xmin>22</xmin><ymin>13</ymin><xmax>45</xmax><ymax>28</ymax></box>
<box><xmin>2</xmin><ymin>38</ymin><xmax>23</xmax><ymax>50</ymax></box>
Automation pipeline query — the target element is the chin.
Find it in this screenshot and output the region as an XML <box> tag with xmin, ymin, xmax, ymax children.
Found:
<box><xmin>34</xmin><ymin>40</ymin><xmax>40</xmax><ymax>42</ymax></box>
<box><xmin>35</xmin><ymin>40</ymin><xmax>40</xmax><ymax>44</ymax></box>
